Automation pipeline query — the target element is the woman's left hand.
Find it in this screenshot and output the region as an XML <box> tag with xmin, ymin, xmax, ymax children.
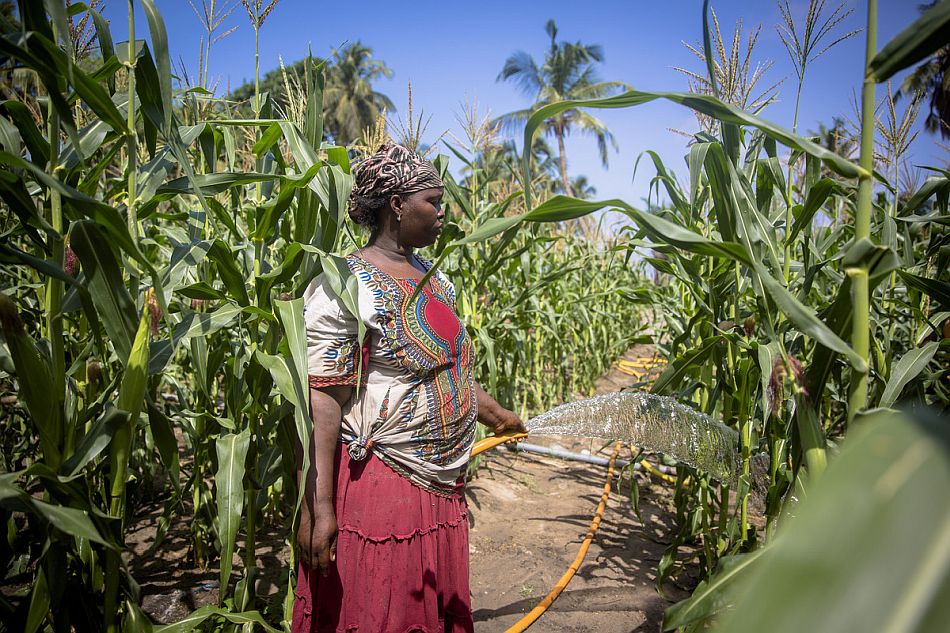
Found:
<box><xmin>475</xmin><ymin>382</ymin><xmax>528</xmax><ymax>435</ymax></box>
<box><xmin>491</xmin><ymin>407</ymin><xmax>527</xmax><ymax>435</ymax></box>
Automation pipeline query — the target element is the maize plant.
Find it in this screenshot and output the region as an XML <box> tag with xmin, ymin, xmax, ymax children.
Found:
<box><xmin>512</xmin><ymin>0</ymin><xmax>949</xmax><ymax>628</ymax></box>
<box><xmin>1</xmin><ymin>0</ymin><xmax>949</xmax><ymax>631</ymax></box>
<box><xmin>0</xmin><ymin>1</ymin><xmax>640</xmax><ymax>630</ymax></box>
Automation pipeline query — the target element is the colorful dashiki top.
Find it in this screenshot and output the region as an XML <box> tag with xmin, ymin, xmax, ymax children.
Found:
<box><xmin>303</xmin><ymin>254</ymin><xmax>477</xmax><ymax>495</ymax></box>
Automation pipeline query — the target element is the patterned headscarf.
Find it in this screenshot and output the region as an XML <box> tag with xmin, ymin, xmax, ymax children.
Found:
<box><xmin>348</xmin><ymin>142</ymin><xmax>444</xmax><ymax>226</ymax></box>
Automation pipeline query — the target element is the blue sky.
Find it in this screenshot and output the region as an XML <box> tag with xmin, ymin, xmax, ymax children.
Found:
<box><xmin>104</xmin><ymin>1</ymin><xmax>947</xmax><ymax>207</ymax></box>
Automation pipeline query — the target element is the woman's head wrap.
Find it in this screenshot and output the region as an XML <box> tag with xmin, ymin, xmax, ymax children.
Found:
<box><xmin>348</xmin><ymin>142</ymin><xmax>444</xmax><ymax>226</ymax></box>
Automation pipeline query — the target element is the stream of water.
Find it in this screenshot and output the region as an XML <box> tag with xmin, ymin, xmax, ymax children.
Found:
<box><xmin>526</xmin><ymin>392</ymin><xmax>743</xmax><ymax>485</ymax></box>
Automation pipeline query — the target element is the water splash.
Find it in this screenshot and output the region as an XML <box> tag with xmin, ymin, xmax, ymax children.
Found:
<box><xmin>526</xmin><ymin>392</ymin><xmax>741</xmax><ymax>484</ymax></box>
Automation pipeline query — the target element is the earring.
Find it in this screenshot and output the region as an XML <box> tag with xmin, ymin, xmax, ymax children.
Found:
<box><xmin>396</xmin><ymin>214</ymin><xmax>401</xmax><ymax>222</ymax></box>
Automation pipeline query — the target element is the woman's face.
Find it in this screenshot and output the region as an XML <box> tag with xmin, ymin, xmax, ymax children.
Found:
<box><xmin>397</xmin><ymin>187</ymin><xmax>445</xmax><ymax>247</ymax></box>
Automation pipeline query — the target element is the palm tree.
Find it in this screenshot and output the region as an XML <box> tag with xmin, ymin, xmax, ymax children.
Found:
<box><xmin>323</xmin><ymin>42</ymin><xmax>395</xmax><ymax>145</ymax></box>
<box><xmin>897</xmin><ymin>1</ymin><xmax>949</xmax><ymax>139</ymax></box>
<box><xmin>496</xmin><ymin>19</ymin><xmax>628</xmax><ymax>197</ymax></box>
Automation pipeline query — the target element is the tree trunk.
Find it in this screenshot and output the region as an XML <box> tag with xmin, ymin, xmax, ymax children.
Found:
<box><xmin>555</xmin><ymin>127</ymin><xmax>575</xmax><ymax>198</ymax></box>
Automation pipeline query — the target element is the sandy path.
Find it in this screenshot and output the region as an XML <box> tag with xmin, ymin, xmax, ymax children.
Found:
<box><xmin>467</xmin><ymin>344</ymin><xmax>694</xmax><ymax>632</ymax></box>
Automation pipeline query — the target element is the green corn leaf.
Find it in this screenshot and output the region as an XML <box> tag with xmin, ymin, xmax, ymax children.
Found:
<box><xmin>327</xmin><ymin>146</ymin><xmax>351</xmax><ymax>173</ymax></box>
<box><xmin>0</xmin><ymin>31</ymin><xmax>81</xmax><ymax>151</ymax></box>
<box><xmin>86</xmin><ymin>7</ymin><xmax>115</xmax><ymax>93</ymax></box>
<box><xmin>842</xmin><ymin>239</ymin><xmax>901</xmax><ymax>285</ymax></box>
<box><xmin>153</xmin><ymin>605</ymin><xmax>279</xmax><ymax>633</ymax></box>
<box><xmin>879</xmin><ymin>342</ymin><xmax>939</xmax><ymax>410</ymax></box>
<box><xmin>60</xmin><ymin>117</ymin><xmax>114</xmax><ymax>168</ymax></box>
<box><xmin>139</xmin><ymin>0</ymin><xmax>216</xmax><ymax>228</ymax></box>
<box><xmin>868</xmin><ymin>0</ymin><xmax>950</xmax><ymax>82</ymax></box>
<box><xmin>0</xmin><ymin>111</ymin><xmax>23</xmax><ymax>156</ymax></box>
<box><xmin>215</xmin><ymin>429</ymin><xmax>250</xmax><ymax>599</ymax></box>
<box><xmin>902</xmin><ymin>176</ymin><xmax>949</xmax><ymax>216</ymax></box>
<box><xmin>898</xmin><ymin>270</ymin><xmax>950</xmax><ymax>310</ymax></box>
<box><xmin>304</xmin><ymin>55</ymin><xmax>326</xmax><ymax>162</ymax></box>
<box><xmin>108</xmin><ymin>306</ymin><xmax>151</xmax><ymax>521</ymax></box>
<box><xmin>0</xmin><ymin>243</ymin><xmax>103</xmax><ymax>343</ymax></box>
<box><xmin>157</xmin><ymin>172</ymin><xmax>281</xmax><ymax>196</ymax></box>
<box><xmin>1</xmin><ymin>100</ymin><xmax>50</xmax><ymax>164</ymax></box>
<box><xmin>140</xmin><ymin>0</ymin><xmax>173</xmax><ymax>133</ymax></box>
<box><xmin>70</xmin><ymin>221</ymin><xmax>137</xmax><ymax>364</ymax></box>
<box><xmin>794</xmin><ymin>395</ymin><xmax>827</xmax><ymax>476</ymax></box>
<box><xmin>787</xmin><ymin>178</ymin><xmax>843</xmax><ymax>244</ymax></box>
<box><xmin>0</xmin><ymin>151</ymin><xmax>153</xmax><ymax>269</ymax></box>
<box><xmin>146</xmin><ymin>401</ymin><xmax>180</xmax><ymax>489</ymax></box>
<box><xmin>0</xmin><ymin>474</ymin><xmax>116</xmax><ymax>548</ymax></box>
<box><xmin>0</xmin><ymin>179</ymin><xmax>54</xmax><ymax>249</ymax></box>
<box><xmin>172</xmin><ymin>303</ymin><xmax>243</xmax><ymax>345</ymax></box>
<box><xmin>417</xmin><ymin>194</ymin><xmax>751</xmax><ymax>301</ymax></box>
<box><xmin>663</xmin><ymin>550</ymin><xmax>764</xmax><ymax>630</ymax></box>
<box><xmin>756</xmin><ymin>341</ymin><xmax>781</xmax><ymax>421</ymax></box>
<box><xmin>617</xmin><ymin>202</ymin><xmax>753</xmax><ymax>266</ymax></box>
<box><xmin>754</xmin><ymin>261</ymin><xmax>866</xmax><ymax>372</ymax></box>
<box><xmin>252</xmin><ymin>122</ymin><xmax>282</xmax><ymax>158</ymax></box>
<box><xmin>256</xmin><ymin>350</ymin><xmax>311</xmax><ymax>437</ymax></box>
<box><xmin>318</xmin><ymin>252</ymin><xmax>364</xmax><ymax>342</ymax></box>
<box><xmin>276</xmin><ymin>299</ymin><xmax>309</xmax><ymax>392</ymax></box>
<box><xmin>707</xmin><ymin>145</ymin><xmax>783</xmax><ymax>270</ymax></box>
<box><xmin>1</xmin><ymin>299</ymin><xmax>63</xmax><ymax>468</ymax></box>
<box><xmin>24</xmin><ymin>566</ymin><xmax>50</xmax><ymax>633</ymax></box>
<box><xmin>644</xmin><ymin>150</ymin><xmax>689</xmax><ymax>214</ymax></box>
<box><xmin>521</xmin><ymin>90</ymin><xmax>866</xmax><ymax>207</ymax></box>
<box><xmin>31</xmin><ymin>27</ymin><xmax>126</xmax><ymax>136</ymax></box>
<box><xmin>278</xmin><ymin>121</ymin><xmax>321</xmax><ymax>170</ymax></box>
<box><xmin>60</xmin><ymin>406</ymin><xmax>129</xmax><ymax>479</ymax></box>
<box><xmin>651</xmin><ymin>336</ymin><xmax>722</xmax><ymax>395</ymax></box>
<box><xmin>161</xmin><ymin>240</ymin><xmax>213</xmax><ymax>295</ymax></box>
<box><xmin>123</xmin><ymin>599</ymin><xmax>155</xmax><ymax>633</ymax></box>
<box><xmin>273</xmin><ymin>298</ymin><xmax>314</xmax><ymax>513</ymax></box>
<box><xmin>688</xmin><ymin>142</ymin><xmax>712</xmax><ymax>208</ymax></box>
<box><xmin>207</xmin><ymin>241</ymin><xmax>251</xmax><ymax>306</ymax></box>
<box><xmin>712</xmin><ymin>409</ymin><xmax>950</xmax><ymax>633</ymax></box>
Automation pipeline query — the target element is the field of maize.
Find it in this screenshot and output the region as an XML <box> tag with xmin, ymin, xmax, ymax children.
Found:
<box><xmin>0</xmin><ymin>0</ymin><xmax>948</xmax><ymax>631</ymax></box>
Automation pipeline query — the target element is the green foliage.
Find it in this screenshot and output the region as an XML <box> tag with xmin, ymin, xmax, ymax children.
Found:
<box><xmin>0</xmin><ymin>3</ymin><xmax>636</xmax><ymax>630</ymax></box>
<box><xmin>665</xmin><ymin>407</ymin><xmax>950</xmax><ymax>632</ymax></box>
<box><xmin>1</xmin><ymin>1</ymin><xmax>949</xmax><ymax>631</ymax></box>
<box><xmin>228</xmin><ymin>42</ymin><xmax>394</xmax><ymax>145</ymax></box>
<box><xmin>514</xmin><ymin>0</ymin><xmax>949</xmax><ymax>612</ymax></box>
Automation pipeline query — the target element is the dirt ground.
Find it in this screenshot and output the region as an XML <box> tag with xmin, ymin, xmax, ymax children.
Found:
<box><xmin>467</xmin><ymin>344</ymin><xmax>694</xmax><ymax>632</ymax></box>
<box><xmin>129</xmin><ymin>344</ymin><xmax>697</xmax><ymax>631</ymax></box>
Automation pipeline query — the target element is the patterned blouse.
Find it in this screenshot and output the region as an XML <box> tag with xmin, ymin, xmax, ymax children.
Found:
<box><xmin>304</xmin><ymin>254</ymin><xmax>477</xmax><ymax>495</ymax></box>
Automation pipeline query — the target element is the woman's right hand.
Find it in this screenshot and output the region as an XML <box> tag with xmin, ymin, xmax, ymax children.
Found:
<box><xmin>297</xmin><ymin>501</ymin><xmax>338</xmax><ymax>576</ymax></box>
<box><xmin>298</xmin><ymin>384</ymin><xmax>351</xmax><ymax>576</ymax></box>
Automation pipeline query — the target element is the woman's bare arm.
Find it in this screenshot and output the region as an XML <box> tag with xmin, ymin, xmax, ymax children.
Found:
<box><xmin>297</xmin><ymin>384</ymin><xmax>352</xmax><ymax>575</ymax></box>
<box><xmin>474</xmin><ymin>383</ymin><xmax>527</xmax><ymax>434</ymax></box>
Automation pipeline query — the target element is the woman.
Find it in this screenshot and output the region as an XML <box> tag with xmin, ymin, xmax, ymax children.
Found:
<box><xmin>295</xmin><ymin>142</ymin><xmax>526</xmax><ymax>633</ymax></box>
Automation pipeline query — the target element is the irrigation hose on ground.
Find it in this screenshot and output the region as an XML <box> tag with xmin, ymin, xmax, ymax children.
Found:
<box><xmin>616</xmin><ymin>356</ymin><xmax>667</xmax><ymax>378</ymax></box>
<box><xmin>471</xmin><ymin>431</ymin><xmax>678</xmax><ymax>489</ymax></box>
<box><xmin>618</xmin><ymin>355</ymin><xmax>665</xmax><ymax>368</ymax></box>
<box><xmin>505</xmin><ymin>441</ymin><xmax>623</xmax><ymax>633</ymax></box>
<box><xmin>468</xmin><ymin>394</ymin><xmax>679</xmax><ymax>630</ymax></box>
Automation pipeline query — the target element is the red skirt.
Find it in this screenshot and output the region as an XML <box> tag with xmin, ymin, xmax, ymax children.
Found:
<box><xmin>292</xmin><ymin>445</ymin><xmax>474</xmax><ymax>633</ymax></box>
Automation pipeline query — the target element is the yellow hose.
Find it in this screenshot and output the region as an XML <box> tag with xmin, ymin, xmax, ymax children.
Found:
<box><xmin>467</xmin><ymin>356</ymin><xmax>676</xmax><ymax>629</ymax></box>
<box><xmin>639</xmin><ymin>457</ymin><xmax>679</xmax><ymax>484</ymax></box>
<box><xmin>470</xmin><ymin>431</ymin><xmax>529</xmax><ymax>458</ymax></box>
<box><xmin>473</xmin><ymin>431</ymin><xmax>678</xmax><ymax>484</ymax></box>
<box><xmin>616</xmin><ymin>365</ymin><xmax>647</xmax><ymax>378</ymax></box>
<box><xmin>618</xmin><ymin>356</ymin><xmax>665</xmax><ymax>367</ymax></box>
<box><xmin>471</xmin><ymin>426</ymin><xmax>677</xmax><ymax>629</ymax></box>
<box><xmin>504</xmin><ymin>441</ymin><xmax>623</xmax><ymax>633</ymax></box>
